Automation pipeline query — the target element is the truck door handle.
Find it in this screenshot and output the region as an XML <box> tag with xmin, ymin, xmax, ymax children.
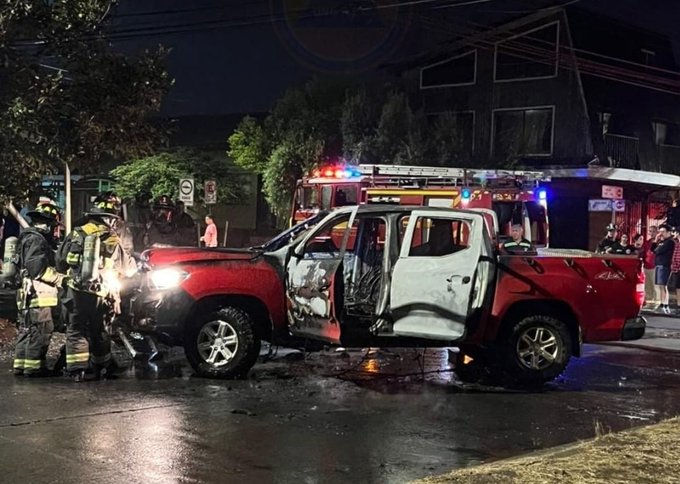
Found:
<box><xmin>446</xmin><ymin>276</ymin><xmax>471</xmax><ymax>284</ymax></box>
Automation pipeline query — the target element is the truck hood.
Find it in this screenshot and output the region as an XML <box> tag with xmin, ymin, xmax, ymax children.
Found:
<box><xmin>142</xmin><ymin>247</ymin><xmax>258</xmax><ymax>268</ymax></box>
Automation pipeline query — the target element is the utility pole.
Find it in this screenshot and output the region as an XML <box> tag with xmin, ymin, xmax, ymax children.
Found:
<box><xmin>64</xmin><ymin>161</ymin><xmax>72</xmax><ymax>234</ymax></box>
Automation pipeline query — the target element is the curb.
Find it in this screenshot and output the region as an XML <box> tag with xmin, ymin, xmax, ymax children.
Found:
<box><xmin>597</xmin><ymin>341</ymin><xmax>680</xmax><ymax>354</ymax></box>
<box><xmin>641</xmin><ymin>310</ymin><xmax>680</xmax><ymax>319</ymax></box>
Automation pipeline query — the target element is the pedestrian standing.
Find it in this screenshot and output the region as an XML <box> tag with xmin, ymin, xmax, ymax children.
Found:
<box><xmin>611</xmin><ymin>233</ymin><xmax>635</xmax><ymax>255</ymax></box>
<box><xmin>201</xmin><ymin>215</ymin><xmax>218</xmax><ymax>248</ymax></box>
<box><xmin>654</xmin><ymin>224</ymin><xmax>675</xmax><ymax>314</ymax></box>
<box><xmin>643</xmin><ymin>226</ymin><xmax>659</xmax><ymax>308</ymax></box>
<box><xmin>633</xmin><ymin>234</ymin><xmax>644</xmax><ymax>255</ymax></box>
<box><xmin>670</xmin><ymin>228</ymin><xmax>680</xmax><ymax>314</ymax></box>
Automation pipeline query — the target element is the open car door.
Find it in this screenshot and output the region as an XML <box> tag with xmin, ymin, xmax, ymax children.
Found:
<box><xmin>469</xmin><ymin>208</ymin><xmax>499</xmax><ymax>245</ymax></box>
<box><xmin>390</xmin><ymin>210</ymin><xmax>491</xmax><ymax>341</ymax></box>
<box><xmin>286</xmin><ymin>208</ymin><xmax>358</xmax><ymax>343</ymax></box>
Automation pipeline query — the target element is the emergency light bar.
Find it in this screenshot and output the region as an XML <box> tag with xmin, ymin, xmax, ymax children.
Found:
<box><xmin>312</xmin><ymin>166</ymin><xmax>362</xmax><ymax>179</ymax></box>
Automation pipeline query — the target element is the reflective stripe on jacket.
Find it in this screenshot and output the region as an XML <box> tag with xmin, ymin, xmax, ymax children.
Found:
<box><xmin>16</xmin><ymin>228</ymin><xmax>61</xmax><ymax>309</ymax></box>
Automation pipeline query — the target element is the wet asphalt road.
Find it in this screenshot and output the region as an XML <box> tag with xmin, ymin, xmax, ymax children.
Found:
<box><xmin>2</xmin><ymin>332</ymin><xmax>680</xmax><ymax>483</ymax></box>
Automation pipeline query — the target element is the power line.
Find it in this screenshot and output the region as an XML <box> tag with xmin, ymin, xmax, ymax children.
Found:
<box><xmin>415</xmin><ymin>13</ymin><xmax>680</xmax><ymax>95</ymax></box>
<box><xmin>102</xmin><ymin>0</ymin><xmax>496</xmax><ymax>41</ymax></box>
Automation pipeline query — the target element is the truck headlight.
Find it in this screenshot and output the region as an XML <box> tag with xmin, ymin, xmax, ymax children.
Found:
<box><xmin>149</xmin><ymin>268</ymin><xmax>188</xmax><ymax>290</ymax></box>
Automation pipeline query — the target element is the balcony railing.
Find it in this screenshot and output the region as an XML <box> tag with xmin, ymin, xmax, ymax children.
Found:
<box><xmin>604</xmin><ymin>133</ymin><xmax>639</xmax><ymax>169</ymax></box>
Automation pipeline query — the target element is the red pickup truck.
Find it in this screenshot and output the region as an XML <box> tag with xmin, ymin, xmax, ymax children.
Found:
<box><xmin>131</xmin><ymin>206</ymin><xmax>645</xmax><ymax>386</ymax></box>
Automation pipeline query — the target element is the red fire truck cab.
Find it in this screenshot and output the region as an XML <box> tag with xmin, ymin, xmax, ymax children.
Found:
<box><xmin>292</xmin><ymin>164</ymin><xmax>550</xmax><ymax>246</ymax></box>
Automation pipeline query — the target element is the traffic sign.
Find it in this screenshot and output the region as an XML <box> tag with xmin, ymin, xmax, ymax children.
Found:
<box><xmin>179</xmin><ymin>178</ymin><xmax>194</xmax><ymax>206</ymax></box>
<box><xmin>602</xmin><ymin>185</ymin><xmax>623</xmax><ymax>200</ymax></box>
<box><xmin>613</xmin><ymin>200</ymin><xmax>626</xmax><ymax>212</ymax></box>
<box><xmin>205</xmin><ymin>180</ymin><xmax>217</xmax><ymax>205</ymax></box>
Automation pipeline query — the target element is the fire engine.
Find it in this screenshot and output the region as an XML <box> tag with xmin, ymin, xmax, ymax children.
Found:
<box><xmin>292</xmin><ymin>164</ymin><xmax>550</xmax><ymax>246</ymax></box>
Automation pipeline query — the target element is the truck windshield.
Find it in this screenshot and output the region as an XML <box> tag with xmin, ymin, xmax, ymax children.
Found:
<box><xmin>258</xmin><ymin>212</ymin><xmax>329</xmax><ymax>252</ymax></box>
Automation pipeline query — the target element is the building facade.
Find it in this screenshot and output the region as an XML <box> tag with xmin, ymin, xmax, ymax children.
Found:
<box><xmin>398</xmin><ymin>7</ymin><xmax>680</xmax><ymax>249</ymax></box>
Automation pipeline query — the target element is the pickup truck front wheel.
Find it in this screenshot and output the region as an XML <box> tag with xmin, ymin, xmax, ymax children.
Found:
<box><xmin>503</xmin><ymin>315</ymin><xmax>572</xmax><ymax>386</ymax></box>
<box><xmin>185</xmin><ymin>307</ymin><xmax>261</xmax><ymax>379</ymax></box>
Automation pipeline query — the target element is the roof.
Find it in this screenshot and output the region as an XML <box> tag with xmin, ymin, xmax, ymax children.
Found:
<box><xmin>386</xmin><ymin>6</ymin><xmax>677</xmax><ymax>74</ymax></box>
<box><xmin>544</xmin><ymin>167</ymin><xmax>680</xmax><ymax>190</ymax></box>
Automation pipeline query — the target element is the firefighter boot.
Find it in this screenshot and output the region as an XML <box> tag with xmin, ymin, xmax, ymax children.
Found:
<box><xmin>68</xmin><ymin>369</ymin><xmax>87</xmax><ymax>383</ymax></box>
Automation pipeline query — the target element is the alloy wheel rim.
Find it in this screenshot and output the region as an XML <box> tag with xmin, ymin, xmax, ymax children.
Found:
<box><xmin>516</xmin><ymin>326</ymin><xmax>560</xmax><ymax>370</ymax></box>
<box><xmin>197</xmin><ymin>320</ymin><xmax>239</xmax><ymax>367</ymax></box>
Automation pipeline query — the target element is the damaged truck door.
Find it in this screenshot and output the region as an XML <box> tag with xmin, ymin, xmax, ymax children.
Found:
<box><xmin>286</xmin><ymin>207</ymin><xmax>358</xmax><ymax>343</ymax></box>
<box><xmin>390</xmin><ymin>210</ymin><xmax>489</xmax><ymax>341</ymax></box>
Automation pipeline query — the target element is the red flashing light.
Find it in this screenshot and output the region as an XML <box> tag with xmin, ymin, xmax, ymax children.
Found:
<box><xmin>314</xmin><ymin>165</ymin><xmax>362</xmax><ymax>179</ymax></box>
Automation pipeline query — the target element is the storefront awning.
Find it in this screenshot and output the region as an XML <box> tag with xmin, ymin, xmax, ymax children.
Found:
<box><xmin>544</xmin><ymin>167</ymin><xmax>680</xmax><ymax>190</ymax></box>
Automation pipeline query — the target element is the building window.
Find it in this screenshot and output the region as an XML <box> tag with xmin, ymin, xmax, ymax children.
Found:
<box><xmin>653</xmin><ymin>121</ymin><xmax>680</xmax><ymax>146</ymax></box>
<box><xmin>492</xmin><ymin>107</ymin><xmax>554</xmax><ymax>158</ymax></box>
<box><xmin>494</xmin><ymin>22</ymin><xmax>559</xmax><ymax>82</ymax></box>
<box><xmin>420</xmin><ymin>50</ymin><xmax>477</xmax><ymax>89</ymax></box>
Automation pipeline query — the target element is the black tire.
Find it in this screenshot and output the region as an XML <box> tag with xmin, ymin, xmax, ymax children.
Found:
<box><xmin>502</xmin><ymin>315</ymin><xmax>572</xmax><ymax>386</ymax></box>
<box><xmin>184</xmin><ymin>307</ymin><xmax>261</xmax><ymax>379</ymax></box>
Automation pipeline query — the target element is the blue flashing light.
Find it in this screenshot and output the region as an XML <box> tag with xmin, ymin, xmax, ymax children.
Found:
<box><xmin>462</xmin><ymin>188</ymin><xmax>471</xmax><ymax>201</ymax></box>
<box><xmin>538</xmin><ymin>188</ymin><xmax>547</xmax><ymax>200</ymax></box>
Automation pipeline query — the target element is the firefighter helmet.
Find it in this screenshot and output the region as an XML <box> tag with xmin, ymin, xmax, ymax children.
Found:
<box><xmin>153</xmin><ymin>194</ymin><xmax>174</xmax><ymax>210</ymax></box>
<box><xmin>88</xmin><ymin>191</ymin><xmax>122</xmax><ymax>218</ymax></box>
<box><xmin>26</xmin><ymin>201</ymin><xmax>62</xmax><ymax>225</ymax></box>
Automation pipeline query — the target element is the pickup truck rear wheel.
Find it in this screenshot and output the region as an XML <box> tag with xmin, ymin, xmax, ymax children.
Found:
<box><xmin>185</xmin><ymin>307</ymin><xmax>261</xmax><ymax>379</ymax></box>
<box><xmin>503</xmin><ymin>315</ymin><xmax>572</xmax><ymax>386</ymax></box>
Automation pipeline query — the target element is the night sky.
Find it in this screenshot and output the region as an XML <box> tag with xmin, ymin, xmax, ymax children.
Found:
<box><xmin>110</xmin><ymin>0</ymin><xmax>680</xmax><ymax>117</ymax></box>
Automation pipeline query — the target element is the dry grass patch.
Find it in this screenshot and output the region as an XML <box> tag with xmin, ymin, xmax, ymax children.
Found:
<box><xmin>418</xmin><ymin>417</ymin><xmax>680</xmax><ymax>484</ymax></box>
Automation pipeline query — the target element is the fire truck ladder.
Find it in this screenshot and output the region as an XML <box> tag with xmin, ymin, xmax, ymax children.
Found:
<box><xmin>358</xmin><ymin>164</ymin><xmax>549</xmax><ymax>188</ymax></box>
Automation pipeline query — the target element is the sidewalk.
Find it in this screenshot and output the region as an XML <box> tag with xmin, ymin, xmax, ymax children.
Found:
<box><xmin>599</xmin><ymin>313</ymin><xmax>680</xmax><ymax>353</ymax></box>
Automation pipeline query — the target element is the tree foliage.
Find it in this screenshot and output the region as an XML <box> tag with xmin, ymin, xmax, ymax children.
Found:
<box><xmin>111</xmin><ymin>148</ymin><xmax>249</xmax><ymax>206</ymax></box>
<box><xmin>228</xmin><ymin>79</ymin><xmax>475</xmax><ymax>222</ymax></box>
<box><xmin>228</xmin><ymin>79</ymin><xmax>347</xmax><ymax>218</ymax></box>
<box><xmin>0</xmin><ymin>1</ymin><xmax>172</xmax><ymax>203</ymax></box>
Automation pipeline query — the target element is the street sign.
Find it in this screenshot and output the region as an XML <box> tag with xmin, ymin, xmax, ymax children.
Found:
<box><xmin>204</xmin><ymin>180</ymin><xmax>217</xmax><ymax>205</ymax></box>
<box><xmin>179</xmin><ymin>178</ymin><xmax>194</xmax><ymax>207</ymax></box>
<box><xmin>588</xmin><ymin>199</ymin><xmax>612</xmax><ymax>212</ymax></box>
<box><xmin>588</xmin><ymin>199</ymin><xmax>626</xmax><ymax>212</ymax></box>
<box><xmin>613</xmin><ymin>199</ymin><xmax>626</xmax><ymax>212</ymax></box>
<box><xmin>602</xmin><ymin>184</ymin><xmax>623</xmax><ymax>200</ymax></box>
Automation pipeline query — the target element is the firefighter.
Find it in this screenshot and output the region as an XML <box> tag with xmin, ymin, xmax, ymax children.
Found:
<box><xmin>13</xmin><ymin>201</ymin><xmax>65</xmax><ymax>377</ymax></box>
<box><xmin>596</xmin><ymin>223</ymin><xmax>618</xmax><ymax>253</ymax></box>
<box><xmin>501</xmin><ymin>224</ymin><xmax>535</xmax><ymax>255</ymax></box>
<box><xmin>56</xmin><ymin>192</ymin><xmax>136</xmax><ymax>382</ymax></box>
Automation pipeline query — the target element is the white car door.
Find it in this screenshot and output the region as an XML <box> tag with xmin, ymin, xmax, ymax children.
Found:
<box><xmin>285</xmin><ymin>208</ymin><xmax>358</xmax><ymax>343</ymax></box>
<box><xmin>390</xmin><ymin>210</ymin><xmax>486</xmax><ymax>341</ymax></box>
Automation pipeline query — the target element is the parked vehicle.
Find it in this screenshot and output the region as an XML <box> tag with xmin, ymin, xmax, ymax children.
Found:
<box><xmin>130</xmin><ymin>206</ymin><xmax>645</xmax><ymax>386</ymax></box>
